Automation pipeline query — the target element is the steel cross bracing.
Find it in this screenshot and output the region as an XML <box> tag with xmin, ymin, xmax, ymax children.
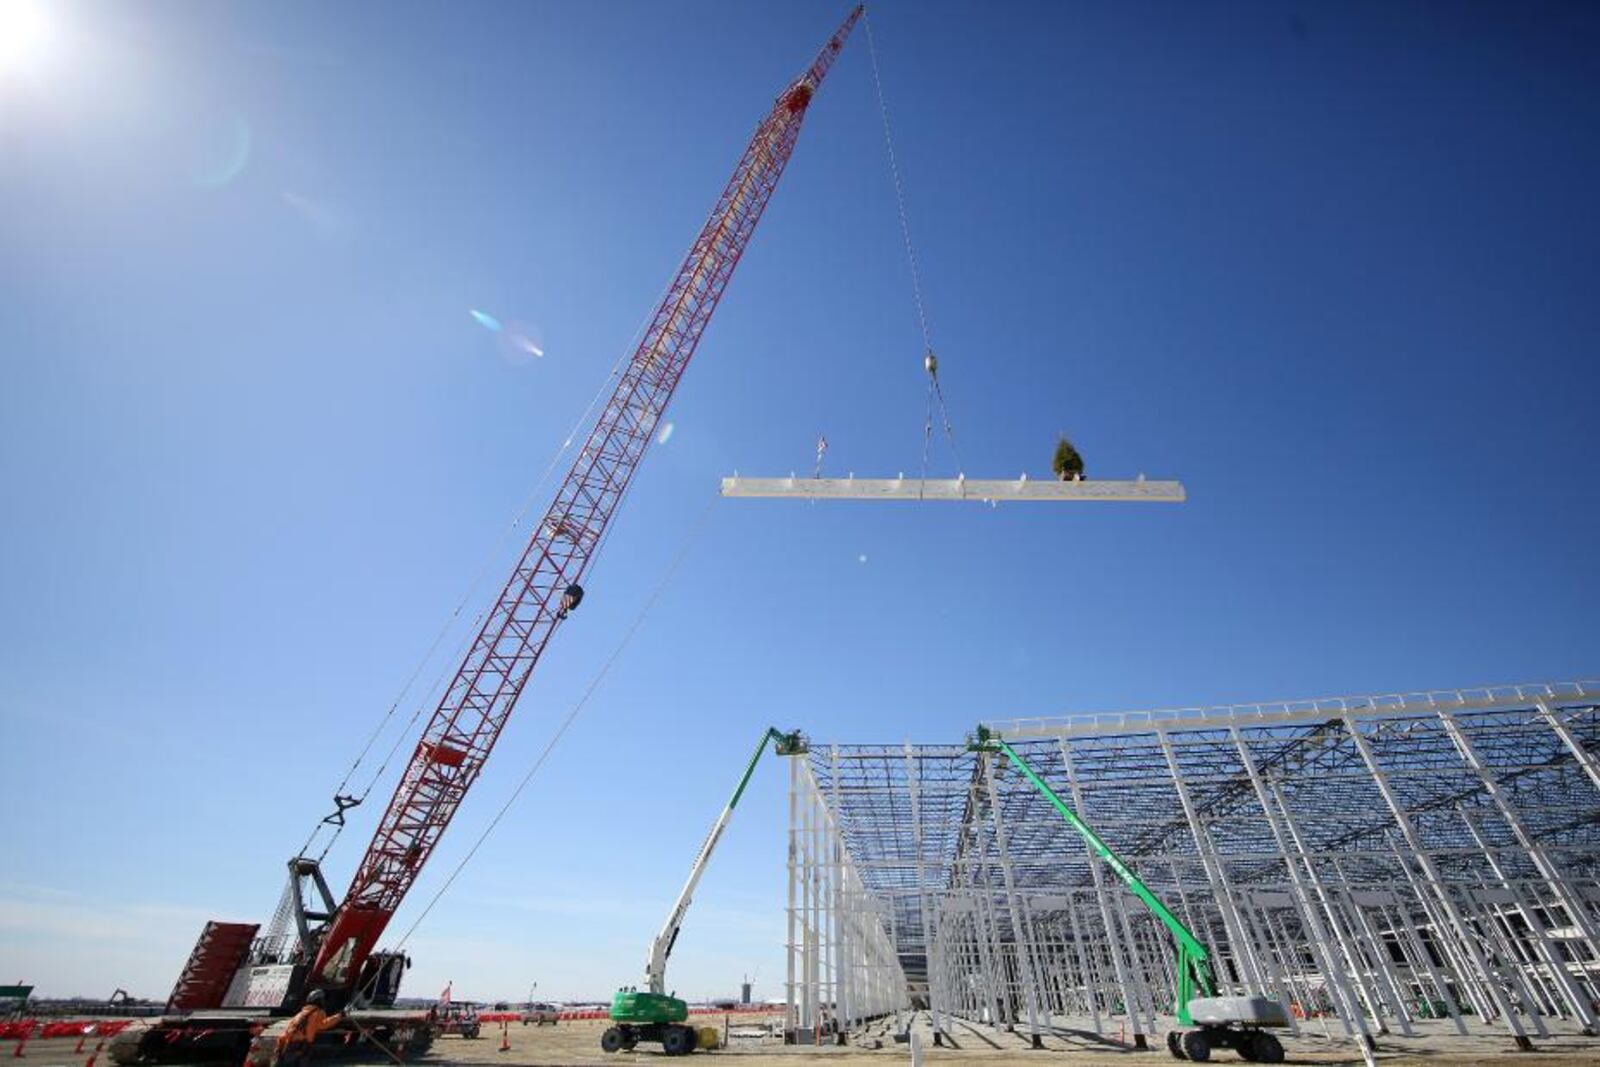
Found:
<box><xmin>311</xmin><ymin>6</ymin><xmax>866</xmax><ymax>986</ymax></box>
<box><xmin>788</xmin><ymin>682</ymin><xmax>1600</xmax><ymax>1055</ymax></box>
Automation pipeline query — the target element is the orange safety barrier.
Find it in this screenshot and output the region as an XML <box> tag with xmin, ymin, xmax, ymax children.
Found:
<box><xmin>0</xmin><ymin>1022</ymin><xmax>134</xmax><ymax>1042</ymax></box>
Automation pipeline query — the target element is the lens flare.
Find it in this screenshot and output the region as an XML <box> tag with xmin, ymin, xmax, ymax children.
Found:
<box><xmin>469</xmin><ymin>309</ymin><xmax>502</xmax><ymax>332</ymax></box>
<box><xmin>189</xmin><ymin>115</ymin><xmax>252</xmax><ymax>190</ymax></box>
<box><xmin>657</xmin><ymin>422</ymin><xmax>675</xmax><ymax>445</ymax></box>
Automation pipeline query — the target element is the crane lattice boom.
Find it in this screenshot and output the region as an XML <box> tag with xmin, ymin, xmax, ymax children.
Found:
<box><xmin>311</xmin><ymin>6</ymin><xmax>865</xmax><ymax>989</ymax></box>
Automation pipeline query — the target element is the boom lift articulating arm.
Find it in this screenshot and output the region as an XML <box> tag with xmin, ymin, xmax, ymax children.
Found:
<box><xmin>969</xmin><ymin>727</ymin><xmax>1289</xmax><ymax>1063</ymax></box>
<box><xmin>645</xmin><ymin>728</ymin><xmax>808</xmax><ymax>996</ymax></box>
<box><xmin>604</xmin><ymin>729</ymin><xmax>807</xmax><ymax>1057</ymax></box>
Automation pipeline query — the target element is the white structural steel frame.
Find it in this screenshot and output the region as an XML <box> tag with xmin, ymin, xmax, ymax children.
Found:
<box><xmin>786</xmin><ymin>681</ymin><xmax>1600</xmax><ymax>1052</ymax></box>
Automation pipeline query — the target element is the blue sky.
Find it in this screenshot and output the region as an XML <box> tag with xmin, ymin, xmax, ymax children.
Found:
<box><xmin>2</xmin><ymin>0</ymin><xmax>1596</xmax><ymax>1003</ymax></box>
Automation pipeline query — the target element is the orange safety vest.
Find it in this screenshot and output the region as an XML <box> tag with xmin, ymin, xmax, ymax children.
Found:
<box><xmin>277</xmin><ymin>1006</ymin><xmax>340</xmax><ymax>1051</ymax></box>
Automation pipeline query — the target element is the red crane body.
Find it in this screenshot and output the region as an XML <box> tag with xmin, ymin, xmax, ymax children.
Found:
<box><xmin>311</xmin><ymin>5</ymin><xmax>864</xmax><ymax>992</ymax></box>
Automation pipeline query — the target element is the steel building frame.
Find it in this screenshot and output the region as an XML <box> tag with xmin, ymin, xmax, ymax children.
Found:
<box><xmin>786</xmin><ymin>682</ymin><xmax>1600</xmax><ymax>1052</ymax></box>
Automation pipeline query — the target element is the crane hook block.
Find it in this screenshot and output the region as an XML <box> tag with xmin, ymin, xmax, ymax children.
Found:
<box><xmin>924</xmin><ymin>350</ymin><xmax>938</xmax><ymax>377</ymax></box>
<box><xmin>557</xmin><ymin>583</ymin><xmax>585</xmax><ymax>620</ymax></box>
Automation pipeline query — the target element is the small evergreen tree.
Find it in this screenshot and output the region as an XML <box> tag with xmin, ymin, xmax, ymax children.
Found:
<box><xmin>1052</xmin><ymin>436</ymin><xmax>1084</xmax><ymax>481</ymax></box>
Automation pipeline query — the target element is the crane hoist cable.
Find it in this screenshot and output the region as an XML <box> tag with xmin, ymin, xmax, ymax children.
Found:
<box><xmin>297</xmin><ymin>269</ymin><xmax>686</xmax><ymax>865</ymax></box>
<box><xmin>299</xmin><ymin>12</ymin><xmax>862</xmax><ymax>988</ymax></box>
<box><xmin>864</xmin><ymin>9</ymin><xmax>964</xmax><ymax>485</ymax></box>
<box><xmin>322</xmin><ymin>496</ymin><xmax>718</xmax><ymax>1060</ymax></box>
<box><xmin>342</xmin><ymin>494</ymin><xmax>719</xmax><ymax>1012</ymax></box>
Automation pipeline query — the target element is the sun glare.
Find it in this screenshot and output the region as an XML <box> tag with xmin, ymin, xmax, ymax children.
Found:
<box><xmin>0</xmin><ymin>0</ymin><xmax>53</xmax><ymax>77</ymax></box>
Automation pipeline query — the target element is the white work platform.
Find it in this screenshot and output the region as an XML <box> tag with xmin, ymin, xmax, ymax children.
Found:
<box><xmin>719</xmin><ymin>475</ymin><xmax>1186</xmax><ymax>503</ymax></box>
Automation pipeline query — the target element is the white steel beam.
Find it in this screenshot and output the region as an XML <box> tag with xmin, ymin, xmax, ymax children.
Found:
<box><xmin>1538</xmin><ymin>698</ymin><xmax>1600</xmax><ymax>794</ymax></box>
<box><xmin>720</xmin><ymin>475</ymin><xmax>1185</xmax><ymax>502</ymax></box>
<box><xmin>1342</xmin><ymin>717</ymin><xmax>1533</xmax><ymax>1048</ymax></box>
<box><xmin>1057</xmin><ymin>741</ymin><xmax>1154</xmax><ymax>1046</ymax></box>
<box><xmin>989</xmin><ymin>679</ymin><xmax>1599</xmax><ymax>740</ymax></box>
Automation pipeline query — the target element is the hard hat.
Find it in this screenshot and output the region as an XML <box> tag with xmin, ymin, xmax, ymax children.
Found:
<box><xmin>306</xmin><ymin>990</ymin><xmax>326</xmax><ymax>1007</ymax></box>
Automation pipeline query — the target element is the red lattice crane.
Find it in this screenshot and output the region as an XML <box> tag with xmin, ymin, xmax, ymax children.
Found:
<box><xmin>308</xmin><ymin>3</ymin><xmax>864</xmax><ymax>1000</ymax></box>
<box><xmin>124</xmin><ymin>12</ymin><xmax>864</xmax><ymax>1065</ymax></box>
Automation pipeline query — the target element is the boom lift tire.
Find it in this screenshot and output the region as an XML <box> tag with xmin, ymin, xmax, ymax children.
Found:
<box><xmin>601</xmin><ymin>1027</ymin><xmax>624</xmax><ymax>1053</ymax></box>
<box><xmin>1244</xmin><ymin>1030</ymin><xmax>1284</xmax><ymax>1063</ymax></box>
<box><xmin>662</xmin><ymin>1025</ymin><xmax>696</xmax><ymax>1055</ymax></box>
<box><xmin>1180</xmin><ymin>1029</ymin><xmax>1211</xmax><ymax>1062</ymax></box>
<box><xmin>1167</xmin><ymin>1025</ymin><xmax>1284</xmax><ymax>1063</ymax></box>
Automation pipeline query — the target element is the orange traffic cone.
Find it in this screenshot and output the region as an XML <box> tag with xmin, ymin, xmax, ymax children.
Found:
<box><xmin>498</xmin><ymin>1023</ymin><xmax>510</xmax><ymax>1053</ymax></box>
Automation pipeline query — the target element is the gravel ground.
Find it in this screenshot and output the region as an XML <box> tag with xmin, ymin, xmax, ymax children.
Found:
<box><xmin>421</xmin><ymin>1012</ymin><xmax>1600</xmax><ymax>1066</ymax></box>
<box><xmin>13</xmin><ymin>1013</ymin><xmax>1599</xmax><ymax>1067</ymax></box>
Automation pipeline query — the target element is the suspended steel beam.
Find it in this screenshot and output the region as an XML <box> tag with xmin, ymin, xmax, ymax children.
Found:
<box><xmin>720</xmin><ymin>475</ymin><xmax>1185</xmax><ymax>502</ymax></box>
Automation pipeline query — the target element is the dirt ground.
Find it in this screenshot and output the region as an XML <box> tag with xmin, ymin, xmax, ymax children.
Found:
<box><xmin>410</xmin><ymin>1012</ymin><xmax>1600</xmax><ymax>1066</ymax></box>
<box><xmin>15</xmin><ymin>1013</ymin><xmax>1600</xmax><ymax>1067</ymax></box>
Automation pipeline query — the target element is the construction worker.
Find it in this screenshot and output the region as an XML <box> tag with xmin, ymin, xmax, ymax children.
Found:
<box><xmin>276</xmin><ymin>990</ymin><xmax>344</xmax><ymax>1066</ymax></box>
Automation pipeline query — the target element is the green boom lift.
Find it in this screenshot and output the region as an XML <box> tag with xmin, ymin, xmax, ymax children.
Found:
<box><xmin>602</xmin><ymin>728</ymin><xmax>807</xmax><ymax>1056</ymax></box>
<box><xmin>970</xmin><ymin>726</ymin><xmax>1290</xmax><ymax>1063</ymax></box>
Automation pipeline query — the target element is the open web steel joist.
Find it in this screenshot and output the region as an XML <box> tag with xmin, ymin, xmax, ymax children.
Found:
<box><xmin>786</xmin><ymin>681</ymin><xmax>1600</xmax><ymax>1050</ymax></box>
